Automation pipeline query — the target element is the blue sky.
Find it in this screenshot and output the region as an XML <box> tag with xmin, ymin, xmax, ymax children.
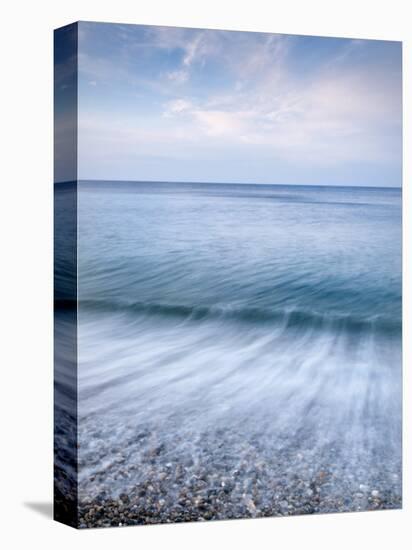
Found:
<box><xmin>73</xmin><ymin>22</ymin><xmax>402</xmax><ymax>186</ymax></box>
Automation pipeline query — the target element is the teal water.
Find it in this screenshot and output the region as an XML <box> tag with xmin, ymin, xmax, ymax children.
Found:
<box><xmin>75</xmin><ymin>181</ymin><xmax>402</xmax><ymax>512</ymax></box>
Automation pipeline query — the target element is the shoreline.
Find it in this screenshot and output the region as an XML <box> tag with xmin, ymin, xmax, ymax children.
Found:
<box><xmin>76</xmin><ymin>430</ymin><xmax>401</xmax><ymax>528</ymax></box>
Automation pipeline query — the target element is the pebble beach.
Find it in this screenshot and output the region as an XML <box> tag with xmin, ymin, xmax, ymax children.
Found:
<box><xmin>77</xmin><ymin>421</ymin><xmax>401</xmax><ymax>528</ymax></box>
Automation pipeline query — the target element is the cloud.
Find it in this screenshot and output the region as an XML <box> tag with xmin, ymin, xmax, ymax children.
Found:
<box><xmin>163</xmin><ymin>98</ymin><xmax>193</xmax><ymax>116</ymax></box>
<box><xmin>156</xmin><ymin>34</ymin><xmax>401</xmax><ymax>165</ymax></box>
<box><xmin>76</xmin><ymin>23</ymin><xmax>402</xmax><ymax>184</ymax></box>
<box><xmin>191</xmin><ymin>109</ymin><xmax>253</xmax><ymax>137</ymax></box>
<box><xmin>160</xmin><ymin>69</ymin><xmax>399</xmax><ymax>164</ymax></box>
<box><xmin>183</xmin><ymin>33</ymin><xmax>204</xmax><ymax>66</ymax></box>
<box><xmin>166</xmin><ymin>70</ymin><xmax>189</xmax><ymax>84</ymax></box>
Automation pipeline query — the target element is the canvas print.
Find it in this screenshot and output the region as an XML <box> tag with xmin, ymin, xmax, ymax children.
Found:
<box><xmin>54</xmin><ymin>21</ymin><xmax>402</xmax><ymax>529</ymax></box>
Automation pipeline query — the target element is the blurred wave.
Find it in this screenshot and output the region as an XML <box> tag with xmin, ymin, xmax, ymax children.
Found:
<box><xmin>78</xmin><ymin>298</ymin><xmax>401</xmax><ymax>336</ymax></box>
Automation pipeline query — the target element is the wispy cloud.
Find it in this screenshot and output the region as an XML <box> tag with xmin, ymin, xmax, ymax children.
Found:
<box><xmin>165</xmin><ymin>70</ymin><xmax>189</xmax><ymax>84</ymax></box>
<box><xmin>159</xmin><ymin>38</ymin><xmax>400</xmax><ymax>164</ymax></box>
<box><xmin>183</xmin><ymin>33</ymin><xmax>204</xmax><ymax>66</ymax></box>
<box><xmin>77</xmin><ymin>22</ymin><xmax>402</xmax><ymax>186</ymax></box>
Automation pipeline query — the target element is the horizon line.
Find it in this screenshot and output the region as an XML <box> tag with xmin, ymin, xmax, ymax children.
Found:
<box><xmin>54</xmin><ymin>179</ymin><xmax>402</xmax><ymax>190</ymax></box>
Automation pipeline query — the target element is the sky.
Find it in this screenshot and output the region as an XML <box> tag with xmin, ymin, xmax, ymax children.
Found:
<box><xmin>60</xmin><ymin>21</ymin><xmax>402</xmax><ymax>186</ymax></box>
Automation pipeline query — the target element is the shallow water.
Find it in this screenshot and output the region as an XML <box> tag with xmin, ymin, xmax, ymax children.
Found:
<box><xmin>73</xmin><ymin>181</ymin><xmax>401</xmax><ymax>520</ymax></box>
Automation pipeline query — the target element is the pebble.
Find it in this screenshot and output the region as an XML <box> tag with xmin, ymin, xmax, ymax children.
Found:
<box><xmin>73</xmin><ymin>425</ymin><xmax>401</xmax><ymax>528</ymax></box>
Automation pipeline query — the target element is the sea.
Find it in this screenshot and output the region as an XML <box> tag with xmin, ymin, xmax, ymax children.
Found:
<box><xmin>69</xmin><ymin>181</ymin><xmax>401</xmax><ymax>520</ymax></box>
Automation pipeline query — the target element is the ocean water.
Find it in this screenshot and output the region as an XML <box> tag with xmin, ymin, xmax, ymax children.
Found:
<box><xmin>75</xmin><ymin>181</ymin><xmax>402</xmax><ymax>521</ymax></box>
